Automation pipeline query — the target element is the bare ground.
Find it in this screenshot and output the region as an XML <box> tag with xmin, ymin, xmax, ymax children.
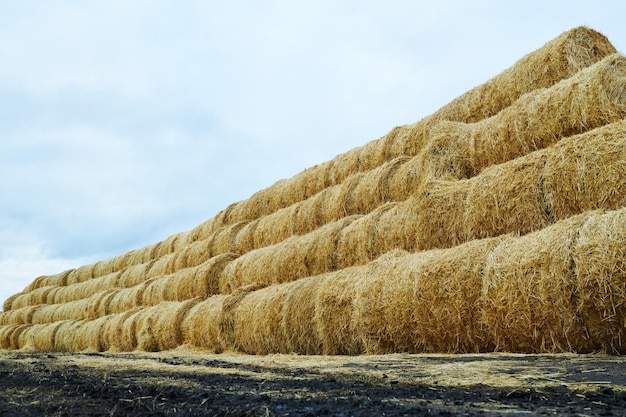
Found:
<box><xmin>1</xmin><ymin>350</ymin><xmax>625</xmax><ymax>416</ymax></box>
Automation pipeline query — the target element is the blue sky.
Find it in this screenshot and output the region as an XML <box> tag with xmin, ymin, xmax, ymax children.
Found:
<box><xmin>1</xmin><ymin>1</ymin><xmax>625</xmax><ymax>307</ymax></box>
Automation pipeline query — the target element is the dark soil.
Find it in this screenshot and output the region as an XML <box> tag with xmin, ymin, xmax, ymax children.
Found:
<box><xmin>1</xmin><ymin>351</ymin><xmax>625</xmax><ymax>416</ymax></box>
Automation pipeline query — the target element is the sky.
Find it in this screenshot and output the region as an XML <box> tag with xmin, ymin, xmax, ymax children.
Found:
<box><xmin>1</xmin><ymin>1</ymin><xmax>625</xmax><ymax>307</ymax></box>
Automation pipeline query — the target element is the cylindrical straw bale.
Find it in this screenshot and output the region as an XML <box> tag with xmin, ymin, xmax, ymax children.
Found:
<box><xmin>9</xmin><ymin>286</ymin><xmax>57</xmax><ymax>310</ymax></box>
<box><xmin>67</xmin><ymin>263</ymin><xmax>98</xmax><ymax>286</ymax></box>
<box><xmin>357</xmin><ymin>135</ymin><xmax>390</xmax><ymax>172</ymax></box>
<box><xmin>106</xmin><ymin>286</ymin><xmax>143</xmax><ymax>315</ymax></box>
<box><xmin>194</xmin><ymin>253</ymin><xmax>238</xmax><ymax>297</ymax></box>
<box><xmin>463</xmin><ymin>151</ymin><xmax>550</xmax><ymax>241</ymax></box>
<box><xmin>22</xmin><ymin>275</ymin><xmax>48</xmax><ymax>293</ymax></box>
<box><xmin>30</xmin><ymin>304</ymin><xmax>59</xmax><ymax>325</ymax></box>
<box><xmin>231</xmin><ymin>218</ymin><xmax>260</xmax><ymax>255</ymax></box>
<box><xmin>353</xmin><ymin>250</ymin><xmax>413</xmax><ymax>353</ymax></box>
<box><xmin>253</xmin><ymin>204</ymin><xmax>299</xmax><ymax>250</ymax></box>
<box><xmin>101</xmin><ymin>309</ymin><xmax>142</xmax><ymax>352</ymax></box>
<box><xmin>315</xmin><ymin>266</ymin><xmax>364</xmax><ymax>355</ymax></box>
<box><xmin>71</xmin><ymin>318</ymin><xmax>107</xmax><ymax>352</ymax></box>
<box><xmin>336</xmin><ymin>203</ymin><xmax>397</xmax><ymax>269</ymax></box>
<box><xmin>0</xmin><ymin>324</ymin><xmax>30</xmax><ymax>350</ymax></box>
<box><xmin>341</xmin><ymin>163</ymin><xmax>390</xmax><ymax>216</ymax></box>
<box><xmin>182</xmin><ymin>294</ymin><xmax>228</xmax><ymax>353</ymax></box>
<box><xmin>384</xmin><ymin>124</ymin><xmax>414</xmax><ymax>161</ymax></box>
<box><xmin>209</xmin><ymin>221</ymin><xmax>249</xmax><ymax>258</ymax></box>
<box><xmin>0</xmin><ymin>305</ymin><xmax>41</xmax><ymax>326</ymax></box>
<box><xmin>379</xmin><ymin>156</ymin><xmax>414</xmax><ymax>202</ymax></box>
<box><xmin>471</xmin><ymin>53</ymin><xmax>626</xmax><ymax>173</ymax></box>
<box><xmin>419</xmin><ymin>121</ymin><xmax>475</xmax><ymax>182</ymax></box>
<box><xmin>280</xmin><ymin>276</ymin><xmax>324</xmax><ymax>354</ymax></box>
<box><xmin>119</xmin><ymin>261</ymin><xmax>154</xmax><ymax>287</ymax></box>
<box><xmin>232</xmin><ymin>283</ymin><xmax>295</xmax><ymax>354</ymax></box>
<box><xmin>374</xmin><ymin>201</ymin><xmax>417</xmax><ymax>255</ymax></box>
<box><xmin>53</xmin><ymin>320</ymin><xmax>85</xmax><ymax>352</ymax></box>
<box><xmin>414</xmin><ymin>181</ymin><xmax>469</xmax><ymax>251</ymax></box>
<box><xmin>480</xmin><ymin>214</ymin><xmax>591</xmax><ymax>353</ymax></box>
<box><xmin>574</xmin><ymin>208</ymin><xmax>626</xmax><ymax>354</ymax></box>
<box><xmin>2</xmin><ymin>293</ymin><xmax>21</xmax><ymax>312</ymax></box>
<box><xmin>220</xmin><ymin>283</ymin><xmax>268</xmax><ymax>348</ymax></box>
<box><xmin>407</xmin><ymin>238</ymin><xmax>504</xmax><ymax>353</ymax></box>
<box><xmin>92</xmin><ymin>259</ymin><xmax>115</xmax><ymax>279</ymax></box>
<box><xmin>141</xmin><ymin>270</ymin><xmax>196</xmax><ymax>306</ymax></box>
<box><xmin>28</xmin><ymin>321</ymin><xmax>64</xmax><ymax>351</ymax></box>
<box><xmin>543</xmin><ymin>121</ymin><xmax>626</xmax><ymax>221</ymax></box>
<box><xmin>51</xmin><ymin>299</ymin><xmax>90</xmax><ymax>322</ymax></box>
<box><xmin>220</xmin><ymin>217</ymin><xmax>358</xmax><ymax>293</ymax></box>
<box><xmin>323</xmin><ymin>147</ymin><xmax>361</xmax><ymax>188</ymax></box>
<box><xmin>136</xmin><ymin>299</ymin><xmax>202</xmax><ymax>352</ymax></box>
<box><xmin>433</xmin><ymin>26</ymin><xmax>616</xmax><ymax>124</ymax></box>
<box><xmin>356</xmin><ymin>239</ymin><xmax>501</xmax><ymax>354</ymax></box>
<box><xmin>294</xmin><ymin>185</ymin><xmax>345</xmax><ymax>236</ymax></box>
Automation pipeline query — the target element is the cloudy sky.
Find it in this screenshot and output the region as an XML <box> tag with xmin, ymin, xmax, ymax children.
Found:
<box><xmin>1</xmin><ymin>1</ymin><xmax>625</xmax><ymax>307</ymax></box>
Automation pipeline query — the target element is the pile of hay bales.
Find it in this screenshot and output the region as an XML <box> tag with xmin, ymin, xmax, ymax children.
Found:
<box><xmin>3</xmin><ymin>26</ymin><xmax>626</xmax><ymax>355</ymax></box>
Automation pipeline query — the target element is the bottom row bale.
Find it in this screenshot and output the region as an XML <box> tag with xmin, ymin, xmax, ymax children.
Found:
<box><xmin>3</xmin><ymin>207</ymin><xmax>626</xmax><ymax>354</ymax></box>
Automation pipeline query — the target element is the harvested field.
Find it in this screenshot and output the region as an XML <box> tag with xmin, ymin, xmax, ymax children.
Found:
<box><xmin>1</xmin><ymin>351</ymin><xmax>626</xmax><ymax>416</ymax></box>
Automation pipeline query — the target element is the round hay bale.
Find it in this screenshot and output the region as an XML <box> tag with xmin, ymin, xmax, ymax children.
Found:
<box><xmin>51</xmin><ymin>299</ymin><xmax>90</xmax><ymax>322</ymax></box>
<box><xmin>433</xmin><ymin>26</ymin><xmax>615</xmax><ymax>124</ymax></box>
<box><xmin>253</xmin><ymin>204</ymin><xmax>299</xmax><ymax>250</ymax></box>
<box><xmin>323</xmin><ymin>147</ymin><xmax>361</xmax><ymax>188</ymax></box>
<box><xmin>106</xmin><ymin>286</ymin><xmax>143</xmax><ymax>315</ymax></box>
<box><xmin>480</xmin><ymin>214</ymin><xmax>591</xmax><ymax>353</ymax></box>
<box><xmin>280</xmin><ymin>276</ymin><xmax>324</xmax><ymax>355</ymax></box>
<box><xmin>0</xmin><ymin>305</ymin><xmax>42</xmax><ymax>326</ymax></box>
<box><xmin>31</xmin><ymin>304</ymin><xmax>60</xmax><ymax>325</ymax></box>
<box><xmin>232</xmin><ymin>283</ymin><xmax>294</xmax><ymax>354</ymax></box>
<box><xmin>194</xmin><ymin>253</ymin><xmax>239</xmax><ymax>297</ymax></box>
<box><xmin>70</xmin><ymin>318</ymin><xmax>106</xmax><ymax>352</ymax></box>
<box><xmin>220</xmin><ymin>217</ymin><xmax>358</xmax><ymax>293</ymax></box>
<box><xmin>384</xmin><ymin>124</ymin><xmax>414</xmax><ymax>161</ymax></box>
<box><xmin>118</xmin><ymin>261</ymin><xmax>154</xmax><ymax>287</ymax></box>
<box><xmin>336</xmin><ymin>203</ymin><xmax>397</xmax><ymax>269</ymax></box>
<box><xmin>357</xmin><ymin>135</ymin><xmax>390</xmax><ymax>173</ymax></box>
<box><xmin>419</xmin><ymin>121</ymin><xmax>474</xmax><ymax>182</ymax></box>
<box><xmin>379</xmin><ymin>156</ymin><xmax>414</xmax><ymax>202</ymax></box>
<box><xmin>103</xmin><ymin>308</ymin><xmax>143</xmax><ymax>352</ymax></box>
<box><xmin>543</xmin><ymin>121</ymin><xmax>626</xmax><ymax>221</ymax></box>
<box><xmin>2</xmin><ymin>293</ymin><xmax>21</xmax><ymax>311</ymax></box>
<box><xmin>181</xmin><ymin>294</ymin><xmax>228</xmax><ymax>353</ymax></box>
<box><xmin>352</xmin><ymin>250</ymin><xmax>414</xmax><ymax>353</ymax></box>
<box><xmin>220</xmin><ymin>283</ymin><xmax>268</xmax><ymax>348</ymax></box>
<box><xmin>66</xmin><ymin>264</ymin><xmax>96</xmax><ymax>286</ymax></box>
<box><xmin>231</xmin><ymin>218</ymin><xmax>260</xmax><ymax>255</ymax></box>
<box><xmin>574</xmin><ymin>208</ymin><xmax>626</xmax><ymax>354</ymax></box>
<box><xmin>30</xmin><ymin>321</ymin><xmax>65</xmax><ymax>351</ymax></box>
<box><xmin>136</xmin><ymin>299</ymin><xmax>202</xmax><ymax>352</ymax></box>
<box><xmin>373</xmin><ymin>201</ymin><xmax>416</xmax><ymax>255</ymax></box>
<box><xmin>9</xmin><ymin>286</ymin><xmax>57</xmax><ymax>310</ymax></box>
<box><xmin>4</xmin><ymin>324</ymin><xmax>31</xmax><ymax>350</ymax></box>
<box><xmin>315</xmin><ymin>266</ymin><xmax>364</xmax><ymax>355</ymax></box>
<box><xmin>472</xmin><ymin>53</ymin><xmax>626</xmax><ymax>173</ymax></box>
<box><xmin>414</xmin><ymin>181</ymin><xmax>469</xmax><ymax>251</ymax></box>
<box><xmin>463</xmin><ymin>151</ymin><xmax>550</xmax><ymax>241</ymax></box>
<box><xmin>141</xmin><ymin>271</ymin><xmax>193</xmax><ymax>306</ymax></box>
<box><xmin>209</xmin><ymin>221</ymin><xmax>249</xmax><ymax>258</ymax></box>
<box><xmin>299</xmin><ymin>185</ymin><xmax>345</xmax><ymax>235</ymax></box>
<box><xmin>53</xmin><ymin>320</ymin><xmax>85</xmax><ymax>352</ymax></box>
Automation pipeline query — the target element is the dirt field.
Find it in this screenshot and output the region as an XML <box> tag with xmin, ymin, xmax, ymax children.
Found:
<box><xmin>1</xmin><ymin>350</ymin><xmax>625</xmax><ymax>416</ymax></box>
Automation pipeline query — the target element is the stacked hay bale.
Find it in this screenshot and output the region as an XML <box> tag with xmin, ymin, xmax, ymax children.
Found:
<box><xmin>2</xmin><ymin>26</ymin><xmax>626</xmax><ymax>355</ymax></box>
